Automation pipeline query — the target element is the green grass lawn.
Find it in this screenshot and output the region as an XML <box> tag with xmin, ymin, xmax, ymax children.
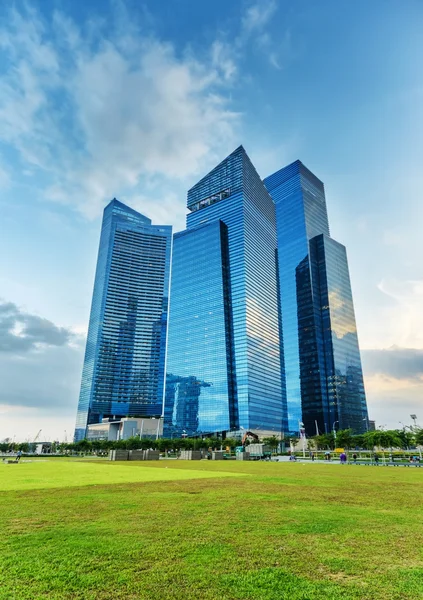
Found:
<box><xmin>1</xmin><ymin>459</ymin><xmax>423</xmax><ymax>600</ymax></box>
<box><xmin>0</xmin><ymin>459</ymin><xmax>244</xmax><ymax>491</ymax></box>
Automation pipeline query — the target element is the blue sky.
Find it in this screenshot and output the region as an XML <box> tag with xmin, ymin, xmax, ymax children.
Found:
<box><xmin>0</xmin><ymin>0</ymin><xmax>422</xmax><ymax>441</ymax></box>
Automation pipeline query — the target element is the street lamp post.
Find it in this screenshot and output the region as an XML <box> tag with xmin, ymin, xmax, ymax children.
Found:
<box><xmin>332</xmin><ymin>421</ymin><xmax>339</xmax><ymax>449</ymax></box>
<box><xmin>410</xmin><ymin>416</ymin><xmax>422</xmax><ymax>460</ymax></box>
<box><xmin>298</xmin><ymin>421</ymin><xmax>306</xmax><ymax>458</ymax></box>
<box><xmin>399</xmin><ymin>422</ymin><xmax>410</xmax><ymax>451</ymax></box>
<box><xmin>377</xmin><ymin>425</ymin><xmax>389</xmax><ymax>464</ymax></box>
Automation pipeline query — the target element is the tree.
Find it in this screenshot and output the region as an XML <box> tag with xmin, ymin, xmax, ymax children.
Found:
<box><xmin>364</xmin><ymin>430</ymin><xmax>402</xmax><ymax>451</ymax></box>
<box><xmin>396</xmin><ymin>429</ymin><xmax>415</xmax><ymax>450</ymax></box>
<box><xmin>286</xmin><ymin>436</ymin><xmax>299</xmax><ymax>449</ymax></box>
<box><xmin>205</xmin><ymin>437</ymin><xmax>221</xmax><ymax>450</ymax></box>
<box><xmin>307</xmin><ymin>438</ymin><xmax>316</xmax><ymax>451</ymax></box>
<box><xmin>89</xmin><ymin>440</ymin><xmax>102</xmax><ymax>453</ymax></box>
<box><xmin>125</xmin><ymin>436</ymin><xmax>143</xmax><ymax>450</ymax></box>
<box><xmin>415</xmin><ymin>429</ymin><xmax>423</xmax><ymax>447</ymax></box>
<box><xmin>263</xmin><ymin>435</ymin><xmax>280</xmax><ymax>452</ymax></box>
<box><xmin>263</xmin><ymin>436</ymin><xmax>280</xmax><ymax>453</ymax></box>
<box><xmin>352</xmin><ymin>434</ymin><xmax>365</xmax><ymax>449</ymax></box>
<box><xmin>224</xmin><ymin>438</ymin><xmax>237</xmax><ymax>450</ymax></box>
<box><xmin>384</xmin><ymin>430</ymin><xmax>402</xmax><ymax>449</ymax></box>
<box><xmin>373</xmin><ymin>430</ymin><xmax>402</xmax><ymax>450</ymax></box>
<box><xmin>362</xmin><ymin>431</ymin><xmax>377</xmax><ymax>450</ymax></box>
<box><xmin>157</xmin><ymin>438</ymin><xmax>172</xmax><ymax>452</ymax></box>
<box><xmin>313</xmin><ymin>433</ymin><xmax>334</xmax><ymax>450</ymax></box>
<box><xmin>182</xmin><ymin>438</ymin><xmax>192</xmax><ymax>450</ymax></box>
<box><xmin>335</xmin><ymin>429</ymin><xmax>354</xmax><ymax>449</ymax></box>
<box><xmin>62</xmin><ymin>442</ymin><xmax>75</xmax><ymax>454</ymax></box>
<box><xmin>74</xmin><ymin>439</ymin><xmax>92</xmax><ymax>453</ymax></box>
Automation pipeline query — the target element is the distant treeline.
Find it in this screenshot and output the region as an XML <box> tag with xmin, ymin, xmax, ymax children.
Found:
<box><xmin>1</xmin><ymin>428</ymin><xmax>422</xmax><ymax>454</ymax></box>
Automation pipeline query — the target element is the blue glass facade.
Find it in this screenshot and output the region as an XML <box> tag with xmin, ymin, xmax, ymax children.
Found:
<box><xmin>165</xmin><ymin>146</ymin><xmax>288</xmax><ymax>437</ymax></box>
<box><xmin>264</xmin><ymin>161</ymin><xmax>368</xmax><ymax>435</ymax></box>
<box><xmin>310</xmin><ymin>235</ymin><xmax>368</xmax><ymax>433</ymax></box>
<box><xmin>74</xmin><ymin>199</ymin><xmax>172</xmax><ymax>441</ymax></box>
<box><xmin>164</xmin><ymin>220</ymin><xmax>236</xmax><ymax>436</ymax></box>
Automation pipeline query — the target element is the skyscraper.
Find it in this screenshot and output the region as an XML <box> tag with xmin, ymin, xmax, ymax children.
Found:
<box><xmin>164</xmin><ymin>146</ymin><xmax>287</xmax><ymax>438</ymax></box>
<box><xmin>74</xmin><ymin>199</ymin><xmax>172</xmax><ymax>442</ymax></box>
<box><xmin>264</xmin><ymin>161</ymin><xmax>368</xmax><ymax>435</ymax></box>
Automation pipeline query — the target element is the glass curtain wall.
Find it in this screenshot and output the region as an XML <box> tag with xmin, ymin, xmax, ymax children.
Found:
<box><xmin>310</xmin><ymin>235</ymin><xmax>368</xmax><ymax>433</ymax></box>
<box><xmin>264</xmin><ymin>161</ymin><xmax>329</xmax><ymax>433</ymax></box>
<box><xmin>74</xmin><ymin>199</ymin><xmax>172</xmax><ymax>441</ymax></box>
<box><xmin>165</xmin><ymin>146</ymin><xmax>287</xmax><ymax>437</ymax></box>
<box><xmin>164</xmin><ymin>220</ymin><xmax>236</xmax><ymax>437</ymax></box>
<box><xmin>264</xmin><ymin>161</ymin><xmax>368</xmax><ymax>435</ymax></box>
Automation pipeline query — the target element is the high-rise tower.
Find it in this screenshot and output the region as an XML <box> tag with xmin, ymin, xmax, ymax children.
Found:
<box><xmin>264</xmin><ymin>161</ymin><xmax>368</xmax><ymax>435</ymax></box>
<box><xmin>164</xmin><ymin>146</ymin><xmax>288</xmax><ymax>438</ymax></box>
<box><xmin>74</xmin><ymin>199</ymin><xmax>172</xmax><ymax>441</ymax></box>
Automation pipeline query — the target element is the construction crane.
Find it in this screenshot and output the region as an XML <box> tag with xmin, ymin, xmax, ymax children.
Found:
<box><xmin>236</xmin><ymin>431</ymin><xmax>259</xmax><ymax>456</ymax></box>
<box><xmin>30</xmin><ymin>429</ymin><xmax>42</xmax><ymax>454</ymax></box>
<box><xmin>33</xmin><ymin>429</ymin><xmax>42</xmax><ymax>443</ymax></box>
<box><xmin>236</xmin><ymin>431</ymin><xmax>271</xmax><ymax>460</ymax></box>
<box><xmin>241</xmin><ymin>431</ymin><xmax>259</xmax><ymax>446</ymax></box>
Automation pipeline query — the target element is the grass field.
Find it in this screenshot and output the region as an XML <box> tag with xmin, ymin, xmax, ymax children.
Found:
<box><xmin>1</xmin><ymin>459</ymin><xmax>423</xmax><ymax>600</ymax></box>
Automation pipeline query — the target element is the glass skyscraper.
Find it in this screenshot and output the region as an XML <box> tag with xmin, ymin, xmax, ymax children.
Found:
<box><xmin>74</xmin><ymin>199</ymin><xmax>172</xmax><ymax>442</ymax></box>
<box><xmin>164</xmin><ymin>146</ymin><xmax>288</xmax><ymax>438</ymax></box>
<box><xmin>264</xmin><ymin>161</ymin><xmax>368</xmax><ymax>435</ymax></box>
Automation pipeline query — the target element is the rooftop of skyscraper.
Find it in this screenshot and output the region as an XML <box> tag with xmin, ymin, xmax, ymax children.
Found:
<box><xmin>263</xmin><ymin>160</ymin><xmax>325</xmax><ymax>193</ymax></box>
<box><xmin>105</xmin><ymin>198</ymin><xmax>152</xmax><ymax>226</ymax></box>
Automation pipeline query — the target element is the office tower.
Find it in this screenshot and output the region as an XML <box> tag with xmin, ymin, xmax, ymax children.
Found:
<box><xmin>264</xmin><ymin>161</ymin><xmax>368</xmax><ymax>435</ymax></box>
<box><xmin>74</xmin><ymin>199</ymin><xmax>172</xmax><ymax>441</ymax></box>
<box><xmin>164</xmin><ymin>146</ymin><xmax>287</xmax><ymax>438</ymax></box>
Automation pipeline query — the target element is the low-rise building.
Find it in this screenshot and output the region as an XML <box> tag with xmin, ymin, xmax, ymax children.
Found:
<box><xmin>86</xmin><ymin>418</ymin><xmax>163</xmax><ymax>441</ymax></box>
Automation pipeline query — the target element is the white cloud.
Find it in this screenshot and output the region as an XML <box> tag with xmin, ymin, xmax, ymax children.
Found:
<box><xmin>361</xmin><ymin>347</ymin><xmax>423</xmax><ymax>428</ymax></box>
<box><xmin>0</xmin><ymin>163</ymin><xmax>10</xmax><ymax>188</ymax></box>
<box><xmin>211</xmin><ymin>41</ymin><xmax>238</xmax><ymax>81</ymax></box>
<box><xmin>0</xmin><ymin>342</ymin><xmax>82</xmax><ymax>414</ymax></box>
<box><xmin>239</xmin><ymin>0</ymin><xmax>291</xmax><ymax>69</ymax></box>
<box><xmin>126</xmin><ymin>191</ymin><xmax>186</xmax><ymax>232</ymax></box>
<box><xmin>0</xmin><ymin>5</ymin><xmax>240</xmax><ymax>219</ymax></box>
<box><xmin>376</xmin><ymin>279</ymin><xmax>423</xmax><ymax>349</ymax></box>
<box><xmin>364</xmin><ymin>372</ymin><xmax>423</xmax><ymax>429</ymax></box>
<box><xmin>0</xmin><ymin>406</ymin><xmax>78</xmax><ymax>443</ymax></box>
<box><xmin>241</xmin><ymin>0</ymin><xmax>277</xmax><ymax>34</ymax></box>
<box><xmin>250</xmin><ymin>136</ymin><xmax>301</xmax><ymax>177</ymax></box>
<box><xmin>358</xmin><ymin>278</ymin><xmax>423</xmax><ymax>351</ymax></box>
<box><xmin>0</xmin><ymin>301</ymin><xmax>84</xmax><ymax>441</ymax></box>
<box><xmin>0</xmin><ymin>300</ymin><xmax>73</xmax><ymax>353</ymax></box>
<box><xmin>0</xmin><ymin>2</ymin><xmax>289</xmax><ymax>222</ymax></box>
<box><xmin>183</xmin><ymin>0</ymin><xmax>285</xmax><ymax>105</ymax></box>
